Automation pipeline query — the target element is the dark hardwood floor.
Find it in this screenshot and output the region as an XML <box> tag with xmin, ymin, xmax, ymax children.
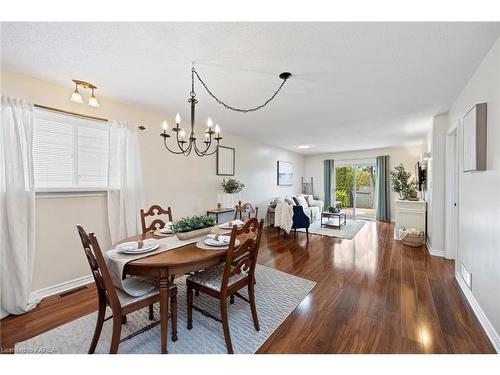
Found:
<box><xmin>0</xmin><ymin>221</ymin><xmax>495</xmax><ymax>353</ymax></box>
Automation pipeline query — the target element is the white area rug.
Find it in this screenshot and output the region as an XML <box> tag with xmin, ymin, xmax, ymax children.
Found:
<box><xmin>15</xmin><ymin>265</ymin><xmax>315</xmax><ymax>354</ymax></box>
<box><xmin>297</xmin><ymin>219</ymin><xmax>366</xmax><ymax>240</ymax></box>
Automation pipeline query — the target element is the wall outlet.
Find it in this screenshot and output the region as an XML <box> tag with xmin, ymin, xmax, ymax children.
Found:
<box><xmin>460</xmin><ymin>263</ymin><xmax>472</xmax><ymax>289</ymax></box>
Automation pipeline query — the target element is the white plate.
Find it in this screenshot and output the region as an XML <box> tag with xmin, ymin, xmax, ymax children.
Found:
<box><xmin>117</xmin><ymin>243</ymin><xmax>160</xmax><ymax>254</ymax></box>
<box><xmin>204</xmin><ymin>238</ymin><xmax>240</xmax><ymax>247</ymax></box>
<box><xmin>154</xmin><ymin>230</ymin><xmax>173</xmax><ymax>236</ymax></box>
<box><xmin>116</xmin><ymin>239</ymin><xmax>158</xmax><ymax>252</ymax></box>
<box><xmin>218</xmin><ymin>222</ymin><xmax>243</xmax><ymax>230</ymax></box>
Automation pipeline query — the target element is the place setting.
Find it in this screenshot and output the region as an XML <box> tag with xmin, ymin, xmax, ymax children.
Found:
<box><xmin>114</xmin><ymin>238</ymin><xmax>160</xmax><ymax>255</ymax></box>
<box><xmin>153</xmin><ymin>221</ymin><xmax>174</xmax><ymax>236</ymax></box>
<box><xmin>196</xmin><ymin>233</ymin><xmax>241</xmax><ymax>250</ymax></box>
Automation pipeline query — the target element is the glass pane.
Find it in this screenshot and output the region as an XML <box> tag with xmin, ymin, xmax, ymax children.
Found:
<box><xmin>335</xmin><ymin>166</ymin><xmax>354</xmax><ymax>214</ymax></box>
<box><xmin>354</xmin><ymin>165</ymin><xmax>376</xmax><ymax>220</ymax></box>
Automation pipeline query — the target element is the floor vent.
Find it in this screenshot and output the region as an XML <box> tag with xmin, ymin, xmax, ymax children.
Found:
<box><xmin>59</xmin><ymin>285</ymin><xmax>88</xmax><ymax>298</ymax></box>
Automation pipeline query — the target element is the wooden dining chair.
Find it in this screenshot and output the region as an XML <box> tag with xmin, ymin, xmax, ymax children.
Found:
<box><xmin>76</xmin><ymin>225</ymin><xmax>178</xmax><ymax>354</ymax></box>
<box><xmin>186</xmin><ymin>218</ymin><xmax>264</xmax><ymax>354</ymax></box>
<box><xmin>234</xmin><ymin>201</ymin><xmax>258</xmax><ymax>221</ymax></box>
<box><xmin>140</xmin><ymin>204</ymin><xmax>173</xmax><ymax>234</ymax></box>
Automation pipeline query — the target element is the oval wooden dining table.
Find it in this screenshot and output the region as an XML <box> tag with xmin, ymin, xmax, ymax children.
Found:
<box><xmin>118</xmin><ymin>232</ymin><xmax>228</xmax><ymax>354</ymax></box>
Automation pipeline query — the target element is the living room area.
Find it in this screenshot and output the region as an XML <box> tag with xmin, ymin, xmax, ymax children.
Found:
<box><xmin>1</xmin><ymin>2</ymin><xmax>500</xmax><ymax>373</ymax></box>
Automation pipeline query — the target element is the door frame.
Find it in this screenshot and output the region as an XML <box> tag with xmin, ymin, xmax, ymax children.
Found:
<box><xmin>335</xmin><ymin>159</ymin><xmax>376</xmax><ymax>221</ymax></box>
<box><xmin>445</xmin><ymin>120</ymin><xmax>460</xmax><ymax>260</ymax></box>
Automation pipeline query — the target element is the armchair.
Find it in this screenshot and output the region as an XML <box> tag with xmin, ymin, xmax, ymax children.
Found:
<box><xmin>278</xmin><ymin>205</ymin><xmax>310</xmax><ymax>241</ymax></box>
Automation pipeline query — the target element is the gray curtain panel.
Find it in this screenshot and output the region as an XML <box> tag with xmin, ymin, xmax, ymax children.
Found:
<box><xmin>376</xmin><ymin>155</ymin><xmax>391</xmax><ymax>221</ymax></box>
<box><xmin>323</xmin><ymin>160</ymin><xmax>335</xmax><ymax>207</ymax></box>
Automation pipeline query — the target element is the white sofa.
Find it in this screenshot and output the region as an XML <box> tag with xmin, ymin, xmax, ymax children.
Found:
<box><xmin>280</xmin><ymin>194</ymin><xmax>324</xmax><ymax>222</ymax></box>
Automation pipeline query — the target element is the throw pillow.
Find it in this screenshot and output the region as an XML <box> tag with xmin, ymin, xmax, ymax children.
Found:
<box><xmin>284</xmin><ymin>197</ymin><xmax>295</xmax><ymax>205</ymax></box>
<box><xmin>294</xmin><ymin>195</ymin><xmax>309</xmax><ymax>207</ymax></box>
<box><xmin>304</xmin><ymin>194</ymin><xmax>314</xmax><ymax>206</ymax></box>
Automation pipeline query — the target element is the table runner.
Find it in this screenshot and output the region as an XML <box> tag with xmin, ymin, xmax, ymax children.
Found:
<box><xmin>104</xmin><ymin>235</ymin><xmax>203</xmax><ymax>296</ymax></box>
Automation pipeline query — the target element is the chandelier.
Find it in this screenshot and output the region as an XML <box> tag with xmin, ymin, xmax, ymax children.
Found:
<box><xmin>160</xmin><ymin>66</ymin><xmax>292</xmax><ymax>156</ymax></box>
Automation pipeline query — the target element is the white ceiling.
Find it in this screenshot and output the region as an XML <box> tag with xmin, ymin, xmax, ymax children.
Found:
<box><xmin>2</xmin><ymin>22</ymin><xmax>500</xmax><ymax>154</ymax></box>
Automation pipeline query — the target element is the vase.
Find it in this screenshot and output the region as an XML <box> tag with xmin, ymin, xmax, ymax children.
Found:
<box><xmin>222</xmin><ymin>193</ymin><xmax>235</xmax><ymax>209</ymax></box>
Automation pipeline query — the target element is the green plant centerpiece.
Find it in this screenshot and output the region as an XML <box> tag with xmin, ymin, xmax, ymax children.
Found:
<box><xmin>221</xmin><ymin>178</ymin><xmax>245</xmax><ymax>194</ymax></box>
<box><xmin>390</xmin><ymin>163</ymin><xmax>418</xmax><ymax>200</ymax></box>
<box><xmin>172</xmin><ymin>215</ymin><xmax>215</xmax><ymax>240</ymax></box>
<box><xmin>326</xmin><ymin>205</ymin><xmax>340</xmax><ymax>213</ymax></box>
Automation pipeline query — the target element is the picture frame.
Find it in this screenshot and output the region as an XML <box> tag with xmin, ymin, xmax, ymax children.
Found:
<box><xmin>216</xmin><ymin>146</ymin><xmax>235</xmax><ymax>176</ymax></box>
<box><xmin>463</xmin><ymin>103</ymin><xmax>487</xmax><ymax>172</ymax></box>
<box><xmin>277</xmin><ymin>160</ymin><xmax>293</xmax><ymax>186</ymax></box>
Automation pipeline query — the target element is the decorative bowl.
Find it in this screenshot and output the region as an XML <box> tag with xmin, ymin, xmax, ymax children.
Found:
<box><xmin>175</xmin><ymin>227</ymin><xmax>213</xmax><ymax>240</ymax></box>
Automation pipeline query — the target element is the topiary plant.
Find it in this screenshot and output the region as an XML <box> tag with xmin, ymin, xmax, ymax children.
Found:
<box><xmin>172</xmin><ymin>215</ymin><xmax>215</xmax><ymax>233</ymax></box>
<box><xmin>390</xmin><ymin>163</ymin><xmax>418</xmax><ymax>200</ymax></box>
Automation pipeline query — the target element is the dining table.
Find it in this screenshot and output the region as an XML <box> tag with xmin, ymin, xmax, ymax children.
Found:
<box><xmin>116</xmin><ymin>227</ymin><xmax>244</xmax><ymax>354</ymax></box>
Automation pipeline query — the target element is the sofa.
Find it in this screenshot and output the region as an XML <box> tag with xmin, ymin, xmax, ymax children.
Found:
<box><xmin>280</xmin><ymin>194</ymin><xmax>324</xmax><ymax>222</ymax></box>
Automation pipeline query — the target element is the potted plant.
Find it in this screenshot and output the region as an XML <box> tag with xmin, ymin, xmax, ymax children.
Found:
<box><xmin>172</xmin><ymin>215</ymin><xmax>215</xmax><ymax>240</ymax></box>
<box><xmin>390</xmin><ymin>163</ymin><xmax>418</xmax><ymax>200</ymax></box>
<box><xmin>221</xmin><ymin>178</ymin><xmax>245</xmax><ymax>208</ymax></box>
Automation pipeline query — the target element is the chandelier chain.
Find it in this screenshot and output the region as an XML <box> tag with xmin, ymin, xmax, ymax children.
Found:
<box><xmin>191</xmin><ymin>68</ymin><xmax>289</xmax><ymax>113</ymax></box>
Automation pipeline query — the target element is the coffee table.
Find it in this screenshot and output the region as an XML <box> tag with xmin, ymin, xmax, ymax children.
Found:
<box><xmin>321</xmin><ymin>211</ymin><xmax>346</xmax><ymax>229</ymax></box>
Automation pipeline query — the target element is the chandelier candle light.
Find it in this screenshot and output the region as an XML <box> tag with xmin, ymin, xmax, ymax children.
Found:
<box><xmin>160</xmin><ymin>66</ymin><xmax>292</xmax><ymax>157</ymax></box>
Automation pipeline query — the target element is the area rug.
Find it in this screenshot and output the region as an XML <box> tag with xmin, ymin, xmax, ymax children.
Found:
<box><xmin>297</xmin><ymin>219</ymin><xmax>366</xmax><ymax>240</ymax></box>
<box><xmin>15</xmin><ymin>265</ymin><xmax>315</xmax><ymax>354</ymax></box>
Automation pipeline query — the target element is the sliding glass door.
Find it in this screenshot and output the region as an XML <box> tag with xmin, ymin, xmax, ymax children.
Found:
<box><xmin>335</xmin><ymin>162</ymin><xmax>377</xmax><ymax>220</ymax></box>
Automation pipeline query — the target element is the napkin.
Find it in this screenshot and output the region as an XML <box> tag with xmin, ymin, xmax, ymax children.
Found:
<box><xmin>207</xmin><ymin>234</ymin><xmax>231</xmax><ymax>243</ymax></box>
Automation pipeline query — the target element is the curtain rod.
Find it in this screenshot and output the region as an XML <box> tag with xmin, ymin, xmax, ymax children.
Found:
<box><xmin>33</xmin><ymin>104</ymin><xmax>146</xmax><ymax>130</ymax></box>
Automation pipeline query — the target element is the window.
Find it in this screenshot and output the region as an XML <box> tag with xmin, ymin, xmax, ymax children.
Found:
<box><xmin>33</xmin><ymin>108</ymin><xmax>109</xmax><ymax>192</ymax></box>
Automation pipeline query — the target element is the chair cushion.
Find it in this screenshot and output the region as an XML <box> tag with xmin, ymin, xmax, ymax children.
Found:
<box><xmin>116</xmin><ymin>287</ymin><xmax>159</xmax><ymax>307</ymax></box>
<box><xmin>187</xmin><ymin>263</ymin><xmax>248</xmax><ymax>291</ymax></box>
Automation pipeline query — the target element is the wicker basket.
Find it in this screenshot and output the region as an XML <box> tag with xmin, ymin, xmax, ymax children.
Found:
<box><xmin>401</xmin><ymin>232</ymin><xmax>424</xmax><ymax>247</ymax></box>
<box><xmin>175</xmin><ymin>227</ymin><xmax>212</xmax><ymax>240</ymax></box>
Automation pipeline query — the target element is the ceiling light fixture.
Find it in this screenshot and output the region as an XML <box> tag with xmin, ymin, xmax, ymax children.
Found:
<box><xmin>298</xmin><ymin>145</ymin><xmax>311</xmax><ymax>149</ymax></box>
<box><xmin>160</xmin><ymin>65</ymin><xmax>292</xmax><ymax>157</ymax></box>
<box><xmin>70</xmin><ymin>80</ymin><xmax>99</xmax><ymax>107</ymax></box>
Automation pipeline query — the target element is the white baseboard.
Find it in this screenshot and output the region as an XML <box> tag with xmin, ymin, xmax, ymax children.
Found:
<box><xmin>426</xmin><ymin>240</ymin><xmax>445</xmax><ymax>257</ymax></box>
<box><xmin>0</xmin><ymin>275</ymin><xmax>93</xmax><ymax>320</ymax></box>
<box><xmin>455</xmin><ymin>271</ymin><xmax>500</xmax><ymax>353</ymax></box>
<box><xmin>31</xmin><ymin>274</ymin><xmax>94</xmax><ymax>301</ymax></box>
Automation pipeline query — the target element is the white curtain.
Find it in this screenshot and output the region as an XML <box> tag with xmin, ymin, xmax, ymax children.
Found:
<box><xmin>107</xmin><ymin>120</ymin><xmax>145</xmax><ymax>244</ymax></box>
<box><xmin>0</xmin><ymin>97</ymin><xmax>40</xmax><ymax>315</ymax></box>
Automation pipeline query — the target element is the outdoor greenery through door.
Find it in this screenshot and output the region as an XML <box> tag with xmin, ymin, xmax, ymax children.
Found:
<box><xmin>335</xmin><ymin>164</ymin><xmax>377</xmax><ymax>220</ymax></box>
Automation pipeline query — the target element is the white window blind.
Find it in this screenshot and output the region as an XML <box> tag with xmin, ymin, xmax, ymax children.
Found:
<box><xmin>33</xmin><ymin>108</ymin><xmax>109</xmax><ymax>191</ymax></box>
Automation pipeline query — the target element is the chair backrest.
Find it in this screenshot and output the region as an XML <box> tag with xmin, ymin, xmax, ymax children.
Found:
<box><xmin>234</xmin><ymin>201</ymin><xmax>258</xmax><ymax>220</ymax></box>
<box><xmin>140</xmin><ymin>205</ymin><xmax>173</xmax><ymax>234</ymax></box>
<box><xmin>221</xmin><ymin>218</ymin><xmax>264</xmax><ymax>294</ymax></box>
<box><xmin>292</xmin><ymin>205</ymin><xmax>310</xmax><ymax>228</ymax></box>
<box><xmin>76</xmin><ymin>225</ymin><xmax>121</xmax><ymax>311</ymax></box>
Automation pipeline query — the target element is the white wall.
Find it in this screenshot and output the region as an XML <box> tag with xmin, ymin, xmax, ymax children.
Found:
<box><xmin>424</xmin><ymin>114</ymin><xmax>448</xmax><ymax>256</ymax></box>
<box><xmin>1</xmin><ymin>69</ymin><xmax>305</xmax><ymax>291</ymax></box>
<box><xmin>304</xmin><ymin>145</ymin><xmax>422</xmax><ymax>220</ymax></box>
<box><xmin>447</xmin><ymin>36</ymin><xmax>500</xmax><ymax>349</ymax></box>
